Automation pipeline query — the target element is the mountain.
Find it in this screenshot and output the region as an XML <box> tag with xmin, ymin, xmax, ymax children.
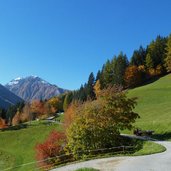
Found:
<box><xmin>5</xmin><ymin>76</ymin><xmax>67</xmax><ymax>101</ymax></box>
<box><xmin>0</xmin><ymin>84</ymin><xmax>23</xmax><ymax>109</ymax></box>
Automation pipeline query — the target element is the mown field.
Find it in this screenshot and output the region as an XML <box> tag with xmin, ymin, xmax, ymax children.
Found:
<box><xmin>128</xmin><ymin>74</ymin><xmax>171</xmax><ymax>140</ymax></box>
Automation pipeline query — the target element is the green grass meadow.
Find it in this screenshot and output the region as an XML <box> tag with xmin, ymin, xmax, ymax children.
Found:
<box><xmin>128</xmin><ymin>74</ymin><xmax>171</xmax><ymax>139</ymax></box>
<box><xmin>0</xmin><ymin>121</ymin><xmax>62</xmax><ymax>171</ymax></box>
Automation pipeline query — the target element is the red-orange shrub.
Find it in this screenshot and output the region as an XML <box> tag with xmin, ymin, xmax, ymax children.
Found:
<box><xmin>0</xmin><ymin>117</ymin><xmax>7</xmax><ymax>129</ymax></box>
<box><xmin>35</xmin><ymin>131</ymin><xmax>66</xmax><ymax>170</ymax></box>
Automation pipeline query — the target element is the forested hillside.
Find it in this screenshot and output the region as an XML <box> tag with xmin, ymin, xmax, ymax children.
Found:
<box><xmin>63</xmin><ymin>34</ymin><xmax>171</xmax><ymax>109</ymax></box>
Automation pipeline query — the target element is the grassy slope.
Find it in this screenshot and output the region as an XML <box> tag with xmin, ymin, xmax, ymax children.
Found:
<box><xmin>128</xmin><ymin>74</ymin><xmax>171</xmax><ymax>139</ymax></box>
<box><xmin>0</xmin><ymin>121</ymin><xmax>62</xmax><ymax>171</ymax></box>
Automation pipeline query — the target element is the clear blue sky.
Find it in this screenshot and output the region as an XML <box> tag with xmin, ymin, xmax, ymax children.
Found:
<box><xmin>0</xmin><ymin>0</ymin><xmax>171</xmax><ymax>90</ymax></box>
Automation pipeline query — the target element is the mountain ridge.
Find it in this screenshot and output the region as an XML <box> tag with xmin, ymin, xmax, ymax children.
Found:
<box><xmin>0</xmin><ymin>84</ymin><xmax>23</xmax><ymax>109</ymax></box>
<box><xmin>5</xmin><ymin>76</ymin><xmax>67</xmax><ymax>101</ymax></box>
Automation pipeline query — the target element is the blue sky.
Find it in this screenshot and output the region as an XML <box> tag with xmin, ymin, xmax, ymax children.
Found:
<box><xmin>0</xmin><ymin>0</ymin><xmax>171</xmax><ymax>90</ymax></box>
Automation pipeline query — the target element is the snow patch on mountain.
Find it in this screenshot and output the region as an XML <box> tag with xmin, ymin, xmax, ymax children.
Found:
<box><xmin>7</xmin><ymin>77</ymin><xmax>22</xmax><ymax>86</ymax></box>
<box><xmin>5</xmin><ymin>76</ymin><xmax>67</xmax><ymax>101</ymax></box>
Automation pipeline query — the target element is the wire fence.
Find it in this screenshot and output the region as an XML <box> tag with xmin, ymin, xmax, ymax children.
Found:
<box><xmin>2</xmin><ymin>145</ymin><xmax>134</xmax><ymax>171</ymax></box>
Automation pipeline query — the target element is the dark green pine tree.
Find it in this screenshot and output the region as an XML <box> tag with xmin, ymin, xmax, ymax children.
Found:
<box><xmin>101</xmin><ymin>53</ymin><xmax>128</xmax><ymax>87</ymax></box>
<box><xmin>98</xmin><ymin>65</ymin><xmax>106</xmax><ymax>89</ymax></box>
<box><xmin>146</xmin><ymin>35</ymin><xmax>167</xmax><ymax>68</ymax></box>
<box><xmin>102</xmin><ymin>60</ymin><xmax>112</xmax><ymax>86</ymax></box>
<box><xmin>6</xmin><ymin>105</ymin><xmax>18</xmax><ymax>125</ymax></box>
<box><xmin>86</xmin><ymin>72</ymin><xmax>96</xmax><ymax>99</ymax></box>
<box><xmin>114</xmin><ymin>52</ymin><xmax>129</xmax><ymax>86</ymax></box>
<box><xmin>96</xmin><ymin>70</ymin><xmax>101</xmax><ymax>82</ymax></box>
<box><xmin>130</xmin><ymin>46</ymin><xmax>146</xmax><ymax>66</ymax></box>
<box><xmin>0</xmin><ymin>108</ymin><xmax>6</xmax><ymax>120</ymax></box>
<box><xmin>78</xmin><ymin>84</ymin><xmax>87</xmax><ymax>101</ymax></box>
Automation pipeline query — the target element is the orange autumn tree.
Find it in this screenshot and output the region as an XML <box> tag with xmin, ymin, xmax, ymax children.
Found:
<box><xmin>0</xmin><ymin>117</ymin><xmax>7</xmax><ymax>129</ymax></box>
<box><xmin>124</xmin><ymin>65</ymin><xmax>143</xmax><ymax>88</ymax></box>
<box><xmin>12</xmin><ymin>111</ymin><xmax>21</xmax><ymax>126</ymax></box>
<box><xmin>31</xmin><ymin>100</ymin><xmax>45</xmax><ymax>119</ymax></box>
<box><xmin>20</xmin><ymin>103</ymin><xmax>32</xmax><ymax>123</ymax></box>
<box><xmin>64</xmin><ymin>101</ymin><xmax>81</xmax><ymax>130</ymax></box>
<box><xmin>48</xmin><ymin>97</ymin><xmax>63</xmax><ymax>113</ymax></box>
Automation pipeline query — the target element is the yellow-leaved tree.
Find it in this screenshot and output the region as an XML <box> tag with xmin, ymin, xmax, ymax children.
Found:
<box><xmin>66</xmin><ymin>85</ymin><xmax>139</xmax><ymax>159</ymax></box>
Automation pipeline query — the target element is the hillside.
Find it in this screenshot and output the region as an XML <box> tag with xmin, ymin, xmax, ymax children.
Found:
<box><xmin>0</xmin><ymin>84</ymin><xmax>23</xmax><ymax>109</ymax></box>
<box><xmin>129</xmin><ymin>74</ymin><xmax>171</xmax><ymax>138</ymax></box>
<box><xmin>5</xmin><ymin>76</ymin><xmax>67</xmax><ymax>101</ymax></box>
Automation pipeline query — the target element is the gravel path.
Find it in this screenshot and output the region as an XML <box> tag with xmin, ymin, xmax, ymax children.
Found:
<box><xmin>51</xmin><ymin>140</ymin><xmax>171</xmax><ymax>171</ymax></box>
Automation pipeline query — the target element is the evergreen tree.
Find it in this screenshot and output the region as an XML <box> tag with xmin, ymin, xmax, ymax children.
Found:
<box><xmin>114</xmin><ymin>52</ymin><xmax>129</xmax><ymax>85</ymax></box>
<box><xmin>102</xmin><ymin>59</ymin><xmax>113</xmax><ymax>87</ymax></box>
<box><xmin>86</xmin><ymin>72</ymin><xmax>95</xmax><ymax>99</ymax></box>
<box><xmin>78</xmin><ymin>84</ymin><xmax>87</xmax><ymax>101</ymax></box>
<box><xmin>95</xmin><ymin>70</ymin><xmax>101</xmax><ymax>82</ymax></box>
<box><xmin>0</xmin><ymin>108</ymin><xmax>6</xmax><ymax>120</ymax></box>
<box><xmin>145</xmin><ymin>54</ymin><xmax>154</xmax><ymax>69</ymax></box>
<box><xmin>101</xmin><ymin>53</ymin><xmax>128</xmax><ymax>87</ymax></box>
<box><xmin>146</xmin><ymin>35</ymin><xmax>167</xmax><ymax>68</ymax></box>
<box><xmin>165</xmin><ymin>34</ymin><xmax>171</xmax><ymax>72</ymax></box>
<box><xmin>6</xmin><ymin>105</ymin><xmax>18</xmax><ymax>125</ymax></box>
<box><xmin>130</xmin><ymin>46</ymin><xmax>146</xmax><ymax>66</ymax></box>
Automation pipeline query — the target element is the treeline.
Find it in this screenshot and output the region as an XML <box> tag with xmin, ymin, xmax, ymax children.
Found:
<box><xmin>0</xmin><ymin>96</ymin><xmax>64</xmax><ymax>128</ymax></box>
<box><xmin>63</xmin><ymin>34</ymin><xmax>171</xmax><ymax>109</ymax></box>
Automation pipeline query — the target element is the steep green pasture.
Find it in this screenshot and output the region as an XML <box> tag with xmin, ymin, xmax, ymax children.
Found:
<box><xmin>129</xmin><ymin>74</ymin><xmax>171</xmax><ymax>140</ymax></box>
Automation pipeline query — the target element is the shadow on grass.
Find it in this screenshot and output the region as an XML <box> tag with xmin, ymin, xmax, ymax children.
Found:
<box><xmin>0</xmin><ymin>124</ymin><xmax>28</xmax><ymax>132</ymax></box>
<box><xmin>152</xmin><ymin>132</ymin><xmax>171</xmax><ymax>141</ymax></box>
<box><xmin>119</xmin><ymin>136</ymin><xmax>144</xmax><ymax>154</ymax></box>
<box><xmin>128</xmin><ymin>74</ymin><xmax>168</xmax><ymax>90</ymax></box>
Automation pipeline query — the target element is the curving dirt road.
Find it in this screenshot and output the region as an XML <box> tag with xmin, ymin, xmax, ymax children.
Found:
<box><xmin>51</xmin><ymin>140</ymin><xmax>171</xmax><ymax>171</ymax></box>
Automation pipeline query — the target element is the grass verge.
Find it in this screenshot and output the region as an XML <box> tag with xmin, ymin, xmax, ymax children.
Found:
<box><xmin>74</xmin><ymin>168</ymin><xmax>99</xmax><ymax>171</ymax></box>
<box><xmin>132</xmin><ymin>140</ymin><xmax>166</xmax><ymax>156</ymax></box>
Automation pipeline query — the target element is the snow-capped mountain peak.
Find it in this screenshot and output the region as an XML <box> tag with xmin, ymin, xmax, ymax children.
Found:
<box><xmin>5</xmin><ymin>76</ymin><xmax>67</xmax><ymax>101</ymax></box>
<box><xmin>14</xmin><ymin>77</ymin><xmax>22</xmax><ymax>81</ymax></box>
<box><xmin>7</xmin><ymin>77</ymin><xmax>22</xmax><ymax>86</ymax></box>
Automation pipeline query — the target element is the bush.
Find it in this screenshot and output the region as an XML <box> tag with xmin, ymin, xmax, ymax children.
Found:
<box><xmin>35</xmin><ymin>131</ymin><xmax>66</xmax><ymax>170</ymax></box>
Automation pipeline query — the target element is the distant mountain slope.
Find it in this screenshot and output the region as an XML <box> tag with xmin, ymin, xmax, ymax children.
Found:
<box><xmin>128</xmin><ymin>74</ymin><xmax>171</xmax><ymax>136</ymax></box>
<box><xmin>5</xmin><ymin>76</ymin><xmax>67</xmax><ymax>101</ymax></box>
<box><xmin>0</xmin><ymin>84</ymin><xmax>23</xmax><ymax>109</ymax></box>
